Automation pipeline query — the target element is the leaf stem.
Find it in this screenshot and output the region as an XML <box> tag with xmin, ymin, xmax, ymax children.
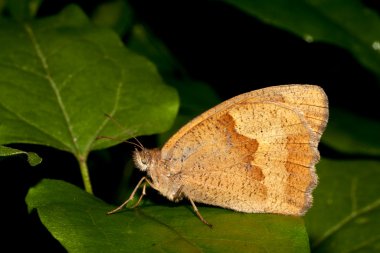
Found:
<box><xmin>78</xmin><ymin>155</ymin><xmax>93</xmax><ymax>194</ymax></box>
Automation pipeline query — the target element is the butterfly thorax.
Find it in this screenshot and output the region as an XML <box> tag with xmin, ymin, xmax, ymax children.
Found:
<box><xmin>133</xmin><ymin>148</ymin><xmax>182</xmax><ymax>201</ymax></box>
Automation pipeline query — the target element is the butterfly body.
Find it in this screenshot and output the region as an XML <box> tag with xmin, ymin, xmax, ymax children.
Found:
<box><xmin>133</xmin><ymin>149</ymin><xmax>183</xmax><ymax>202</ymax></box>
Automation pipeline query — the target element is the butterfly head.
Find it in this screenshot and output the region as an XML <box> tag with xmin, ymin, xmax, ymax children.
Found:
<box><xmin>133</xmin><ymin>148</ymin><xmax>160</xmax><ymax>172</ymax></box>
<box><xmin>133</xmin><ymin>148</ymin><xmax>178</xmax><ymax>200</ymax></box>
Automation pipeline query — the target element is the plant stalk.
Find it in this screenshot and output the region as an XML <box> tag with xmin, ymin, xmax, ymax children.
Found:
<box><xmin>78</xmin><ymin>155</ymin><xmax>93</xmax><ymax>194</ymax></box>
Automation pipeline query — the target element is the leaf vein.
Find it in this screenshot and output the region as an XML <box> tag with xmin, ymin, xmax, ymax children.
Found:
<box><xmin>0</xmin><ymin>101</ymin><xmax>70</xmax><ymax>150</ymax></box>
<box><xmin>312</xmin><ymin>198</ymin><xmax>380</xmax><ymax>248</ymax></box>
<box><xmin>343</xmin><ymin>235</ymin><xmax>380</xmax><ymax>253</ymax></box>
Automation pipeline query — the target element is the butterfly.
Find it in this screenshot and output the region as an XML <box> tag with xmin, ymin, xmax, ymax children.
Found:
<box><xmin>108</xmin><ymin>84</ymin><xmax>329</xmax><ymax>227</ymax></box>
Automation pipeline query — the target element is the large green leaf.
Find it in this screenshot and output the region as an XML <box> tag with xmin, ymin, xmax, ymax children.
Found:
<box><xmin>0</xmin><ymin>5</ymin><xmax>179</xmax><ymax>158</ymax></box>
<box><xmin>305</xmin><ymin>159</ymin><xmax>380</xmax><ymax>252</ymax></box>
<box><xmin>26</xmin><ymin>179</ymin><xmax>310</xmax><ymax>253</ymax></box>
<box><xmin>220</xmin><ymin>0</ymin><xmax>380</xmax><ymax>80</ymax></box>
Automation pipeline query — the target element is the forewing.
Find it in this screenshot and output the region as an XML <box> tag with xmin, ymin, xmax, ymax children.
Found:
<box><xmin>162</xmin><ymin>85</ymin><xmax>328</xmax><ymax>215</ymax></box>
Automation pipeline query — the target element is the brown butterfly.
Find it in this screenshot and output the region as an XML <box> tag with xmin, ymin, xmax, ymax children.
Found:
<box><xmin>108</xmin><ymin>84</ymin><xmax>329</xmax><ymax>227</ymax></box>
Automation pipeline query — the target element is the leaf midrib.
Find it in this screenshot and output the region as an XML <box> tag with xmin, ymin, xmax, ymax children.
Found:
<box><xmin>138</xmin><ymin>209</ymin><xmax>203</xmax><ymax>252</ymax></box>
<box><xmin>24</xmin><ymin>23</ymin><xmax>80</xmax><ymax>154</ymax></box>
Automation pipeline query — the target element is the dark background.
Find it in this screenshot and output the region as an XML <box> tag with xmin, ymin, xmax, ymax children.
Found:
<box><xmin>3</xmin><ymin>0</ymin><xmax>380</xmax><ymax>251</ymax></box>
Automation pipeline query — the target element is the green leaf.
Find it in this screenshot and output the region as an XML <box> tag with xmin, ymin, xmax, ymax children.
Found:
<box><xmin>27</xmin><ymin>179</ymin><xmax>310</xmax><ymax>253</ymax></box>
<box><xmin>322</xmin><ymin>109</ymin><xmax>380</xmax><ymax>156</ymax></box>
<box><xmin>0</xmin><ymin>5</ymin><xmax>178</xmax><ymax>192</ymax></box>
<box><xmin>0</xmin><ymin>5</ymin><xmax>179</xmax><ymax>157</ymax></box>
<box><xmin>0</xmin><ymin>145</ymin><xmax>42</xmax><ymax>166</ymax></box>
<box><xmin>220</xmin><ymin>0</ymin><xmax>380</xmax><ymax>80</ymax></box>
<box><xmin>305</xmin><ymin>159</ymin><xmax>380</xmax><ymax>252</ymax></box>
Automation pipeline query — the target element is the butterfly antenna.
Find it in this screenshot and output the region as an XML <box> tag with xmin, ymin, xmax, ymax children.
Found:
<box><xmin>101</xmin><ymin>113</ymin><xmax>145</xmax><ymax>150</ymax></box>
<box><xmin>131</xmin><ymin>136</ymin><xmax>144</xmax><ymax>150</ymax></box>
<box><xmin>96</xmin><ymin>136</ymin><xmax>143</xmax><ymax>150</ymax></box>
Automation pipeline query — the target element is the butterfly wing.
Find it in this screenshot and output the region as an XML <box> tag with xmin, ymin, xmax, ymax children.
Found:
<box><xmin>162</xmin><ymin>85</ymin><xmax>328</xmax><ymax>215</ymax></box>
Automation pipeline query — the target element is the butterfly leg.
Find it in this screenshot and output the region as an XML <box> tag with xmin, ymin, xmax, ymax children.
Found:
<box><xmin>172</xmin><ymin>185</ymin><xmax>184</xmax><ymax>201</ymax></box>
<box><xmin>189</xmin><ymin>197</ymin><xmax>213</xmax><ymax>228</ymax></box>
<box><xmin>107</xmin><ymin>176</ymin><xmax>153</xmax><ymax>214</ymax></box>
<box><xmin>131</xmin><ymin>181</ymin><xmax>148</xmax><ymax>208</ymax></box>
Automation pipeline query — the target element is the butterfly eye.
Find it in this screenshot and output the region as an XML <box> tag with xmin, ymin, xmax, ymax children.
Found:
<box><xmin>139</xmin><ymin>151</ymin><xmax>151</xmax><ymax>166</ymax></box>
